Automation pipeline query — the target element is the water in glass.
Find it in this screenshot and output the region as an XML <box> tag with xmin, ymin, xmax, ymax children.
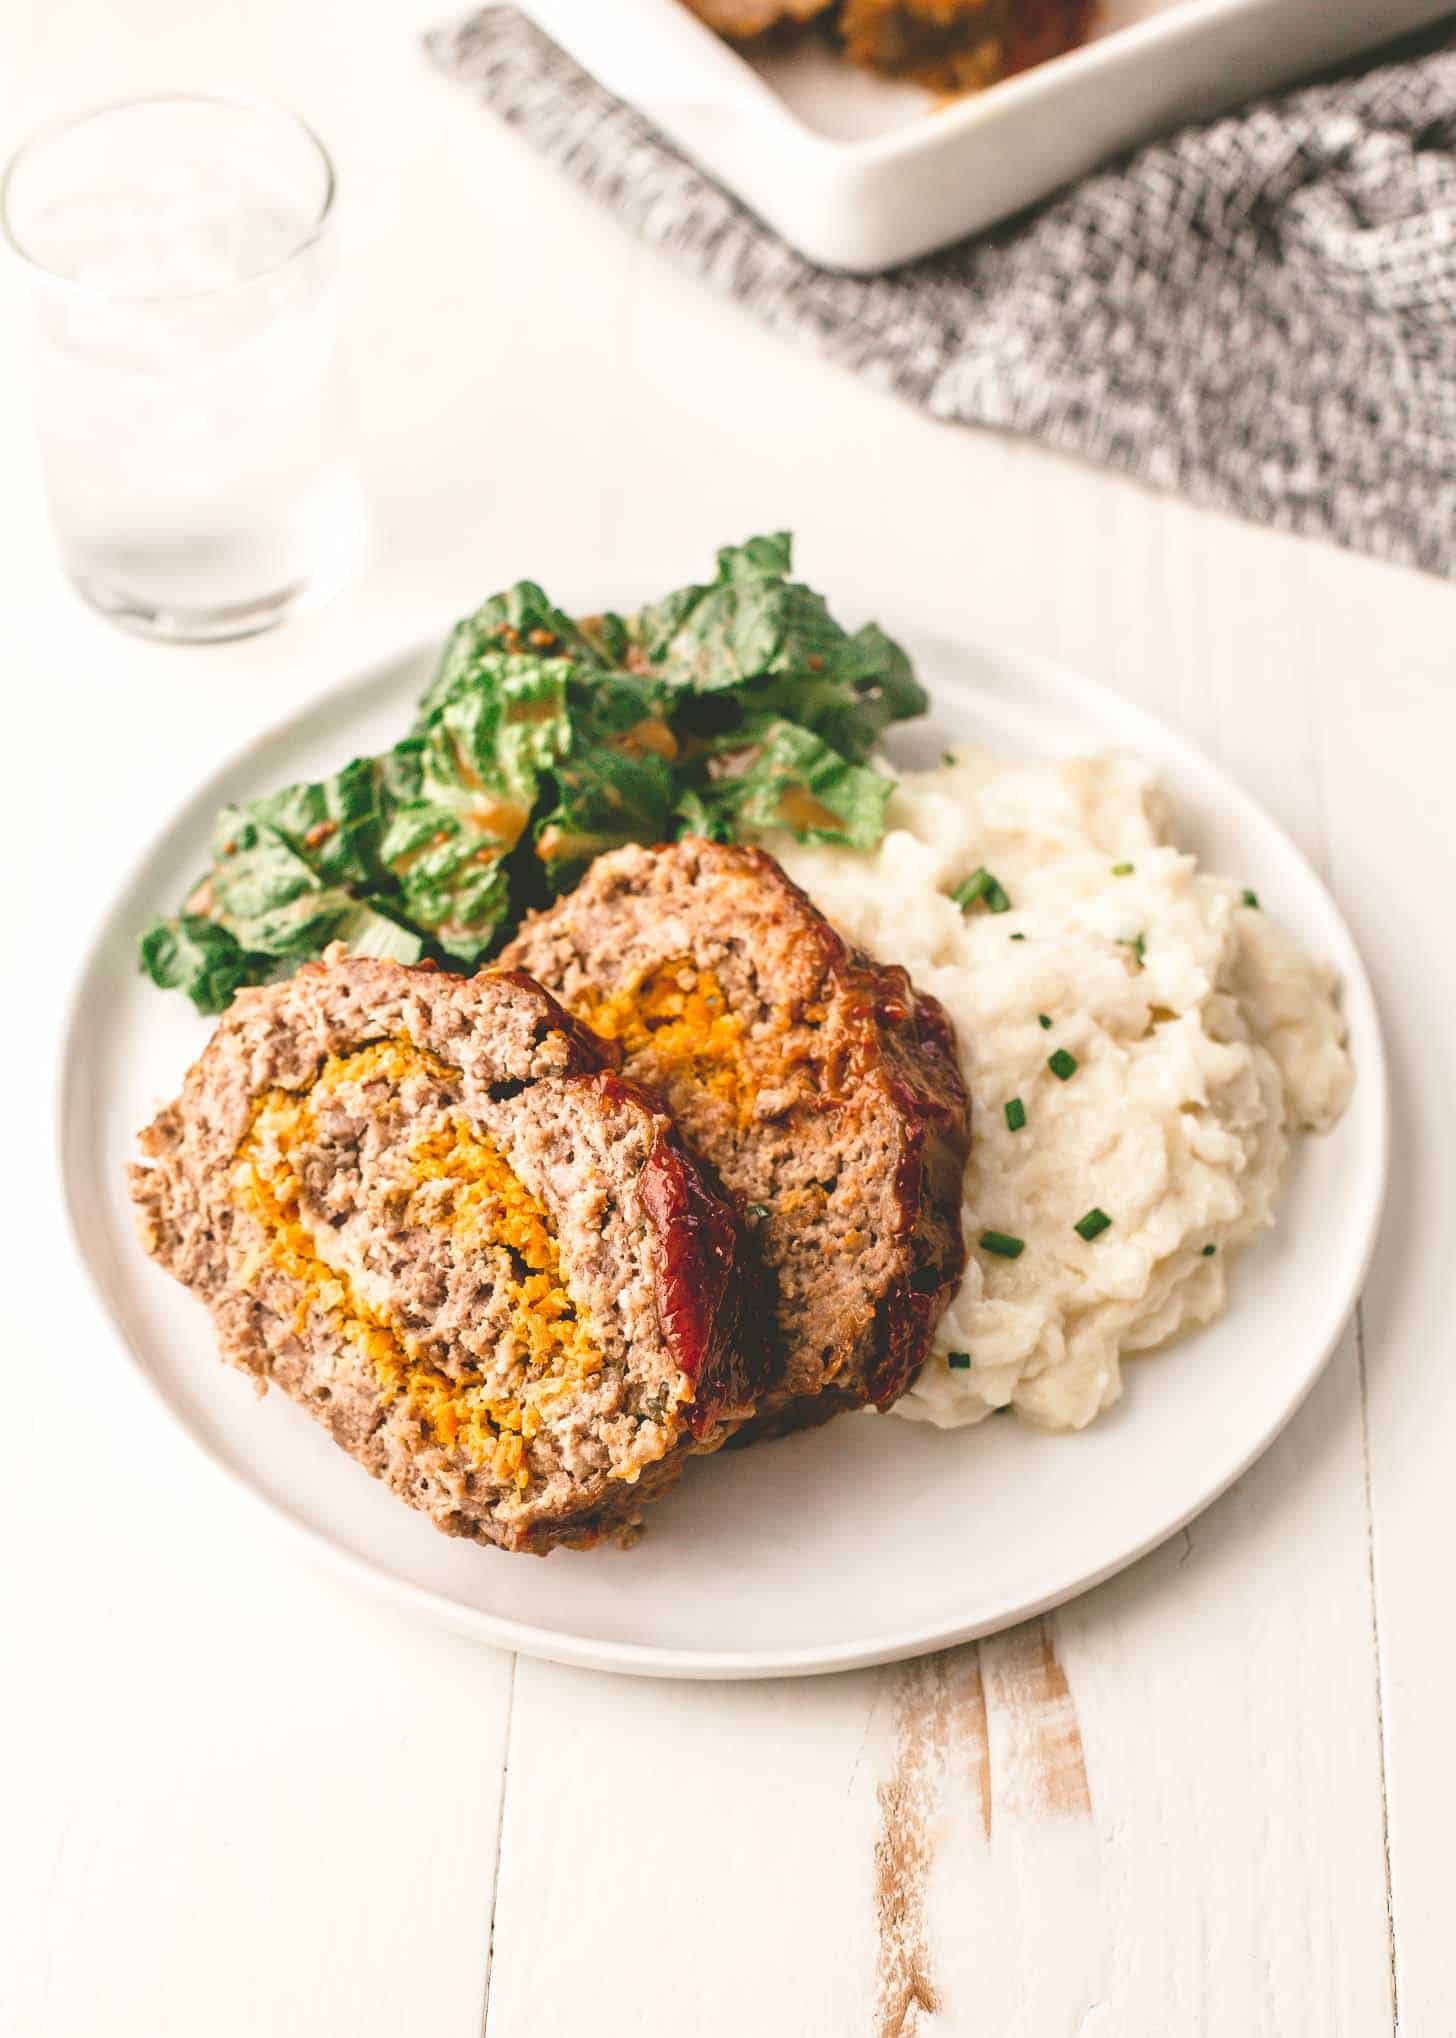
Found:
<box><xmin>4</xmin><ymin>97</ymin><xmax>364</xmax><ymax>641</ymax></box>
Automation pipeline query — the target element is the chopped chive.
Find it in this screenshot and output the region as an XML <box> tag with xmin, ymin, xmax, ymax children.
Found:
<box><xmin>952</xmin><ymin>866</ymin><xmax>1012</xmax><ymax>915</ymax></box>
<box><xmin>980</xmin><ymin>1230</ymin><xmax>1025</xmax><ymax>1260</ymax></box>
<box><xmin>1120</xmin><ymin>932</ymin><xmax>1147</xmax><ymax>967</ymax></box>
<box><xmin>1004</xmin><ymin>1097</ymin><xmax>1027</xmax><ymax>1132</ymax></box>
<box><xmin>1112</xmin><ymin>862</ymin><xmax>1134</xmax><ymax>876</ymax></box>
<box><xmin>946</xmin><ymin>1351</ymin><xmax>972</xmax><ymax>1370</ymax></box>
<box><xmin>745</xmin><ymin>1203</ymin><xmax>770</xmax><ymax>1220</ymax></box>
<box><xmin>1010</xmin><ymin>932</ymin><xmax>1026</xmax><ymax>941</ymax></box>
<box><xmin>1038</xmin><ymin>1013</ymin><xmax>1053</xmax><ymax>1030</ymax></box>
<box><xmin>1048</xmin><ymin>1048</ymin><xmax>1078</xmax><ymax>1081</ymax></box>
<box><xmin>942</xmin><ymin>752</ymin><xmax>957</xmax><ymax>767</ymax></box>
<box><xmin>1201</xmin><ymin>1243</ymin><xmax>1217</xmax><ymax>1257</ymax></box>
<box><xmin>1074</xmin><ymin>1207</ymin><xmax>1112</xmax><ymax>1241</ymax></box>
<box><xmin>1242</xmin><ymin>889</ymin><xmax>1260</xmax><ymax>909</ymax></box>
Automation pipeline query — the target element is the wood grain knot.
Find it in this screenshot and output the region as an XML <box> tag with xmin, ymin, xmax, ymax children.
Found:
<box><xmin>873</xmin><ymin>1649</ymin><xmax>991</xmax><ymax>2036</ymax></box>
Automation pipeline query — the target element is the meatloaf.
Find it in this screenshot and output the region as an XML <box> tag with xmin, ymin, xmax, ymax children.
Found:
<box><xmin>682</xmin><ymin>0</ymin><xmax>832</xmax><ymax>33</ymax></box>
<box><xmin>130</xmin><ymin>951</ymin><xmax>756</xmax><ymax>1553</ymax></box>
<box><xmin>500</xmin><ymin>840</ymin><xmax>970</xmax><ymax>1435</ymax></box>
<box><xmin>839</xmin><ymin>0</ymin><xmax>1092</xmax><ymax>94</ymax></box>
<box><xmin>681</xmin><ymin>0</ymin><xmax>1090</xmax><ymax>94</ymax></box>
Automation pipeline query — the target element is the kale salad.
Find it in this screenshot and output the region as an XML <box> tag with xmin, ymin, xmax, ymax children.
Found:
<box><xmin>141</xmin><ymin>534</ymin><xmax>928</xmax><ymax>1013</ymax></box>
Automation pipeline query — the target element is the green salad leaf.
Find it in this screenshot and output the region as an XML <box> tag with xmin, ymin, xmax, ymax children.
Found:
<box><xmin>685</xmin><ymin>718</ymin><xmax>893</xmax><ymax>851</ymax></box>
<box><xmin>531</xmin><ymin>668</ymin><xmax>679</xmax><ymax>890</ymax></box>
<box><xmin>140</xmin><ymin>535</ymin><xmax>925</xmax><ymax>1013</ymax></box>
<box><xmin>383</xmin><ymin>654</ymin><xmax>574</xmax><ymax>959</ymax></box>
<box><xmin>420</xmin><ymin>582</ymin><xmax>606</xmax><ymax>723</ymax></box>
<box><xmin>630</xmin><ymin>533</ymin><xmax>927</xmax><ymax>760</ymax></box>
<box><xmin>137</xmin><ymin>915</ymin><xmax>259</xmax><ymax>1015</ymax></box>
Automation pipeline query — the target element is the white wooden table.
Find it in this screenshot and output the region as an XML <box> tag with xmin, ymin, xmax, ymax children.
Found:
<box><xmin>4</xmin><ymin>5</ymin><xmax>1452</xmax><ymax>2033</ymax></box>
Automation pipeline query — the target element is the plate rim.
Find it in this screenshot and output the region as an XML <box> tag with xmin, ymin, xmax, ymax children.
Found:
<box><xmin>57</xmin><ymin>626</ymin><xmax>1390</xmax><ymax>1680</ymax></box>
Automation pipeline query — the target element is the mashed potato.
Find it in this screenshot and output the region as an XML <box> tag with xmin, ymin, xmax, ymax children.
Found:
<box><xmin>773</xmin><ymin>751</ymin><xmax>1353</xmax><ymax>1430</ymax></box>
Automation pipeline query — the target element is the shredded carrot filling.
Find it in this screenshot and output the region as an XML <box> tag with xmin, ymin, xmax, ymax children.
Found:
<box><xmin>230</xmin><ymin>1038</ymin><xmax>604</xmax><ymax>1486</ymax></box>
<box><xmin>578</xmin><ymin>959</ymin><xmax>753</xmax><ymax>1124</ymax></box>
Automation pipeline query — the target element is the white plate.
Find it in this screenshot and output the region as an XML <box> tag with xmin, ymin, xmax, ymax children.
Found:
<box><xmin>59</xmin><ymin>624</ymin><xmax>1387</xmax><ymax>1679</ymax></box>
<box><xmin>526</xmin><ymin>0</ymin><xmax>1452</xmax><ymax>271</ymax></box>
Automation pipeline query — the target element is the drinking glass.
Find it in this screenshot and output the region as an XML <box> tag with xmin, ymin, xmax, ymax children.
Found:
<box><xmin>1</xmin><ymin>94</ymin><xmax>365</xmax><ymax>641</ymax></box>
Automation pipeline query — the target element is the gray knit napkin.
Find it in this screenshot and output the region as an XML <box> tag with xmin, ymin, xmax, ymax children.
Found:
<box><xmin>427</xmin><ymin>8</ymin><xmax>1456</xmax><ymax>575</ymax></box>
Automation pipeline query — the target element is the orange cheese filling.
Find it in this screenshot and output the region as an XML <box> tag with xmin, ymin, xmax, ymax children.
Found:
<box><xmin>577</xmin><ymin>959</ymin><xmax>753</xmax><ymax>1125</ymax></box>
<box><xmin>231</xmin><ymin>1039</ymin><xmax>604</xmax><ymax>1486</ymax></box>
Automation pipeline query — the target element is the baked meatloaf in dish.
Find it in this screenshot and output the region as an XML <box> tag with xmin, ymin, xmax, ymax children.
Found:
<box><xmin>682</xmin><ymin>0</ymin><xmax>1092</xmax><ymax>95</ymax></box>
<box><xmin>131</xmin><ymin>952</ymin><xmax>755</xmax><ymax>1554</ymax></box>
<box><xmin>838</xmin><ymin>0</ymin><xmax>1092</xmax><ymax>93</ymax></box>
<box><xmin>501</xmin><ymin>839</ymin><xmax>971</xmax><ymax>1435</ymax></box>
<box><xmin>684</xmin><ymin>0</ymin><xmax>832</xmax><ymax>32</ymax></box>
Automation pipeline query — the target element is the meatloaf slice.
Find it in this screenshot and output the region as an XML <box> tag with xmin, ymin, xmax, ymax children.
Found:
<box><xmin>130</xmin><ymin>952</ymin><xmax>755</xmax><ymax>1554</ymax></box>
<box><xmin>839</xmin><ymin>0</ymin><xmax>1091</xmax><ymax>93</ymax></box>
<box><xmin>681</xmin><ymin>0</ymin><xmax>834</xmax><ymax>38</ymax></box>
<box><xmin>500</xmin><ymin>840</ymin><xmax>970</xmax><ymax>1434</ymax></box>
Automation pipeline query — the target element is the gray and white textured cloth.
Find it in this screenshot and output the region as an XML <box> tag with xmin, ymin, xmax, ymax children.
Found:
<box><xmin>427</xmin><ymin>9</ymin><xmax>1456</xmax><ymax>574</ymax></box>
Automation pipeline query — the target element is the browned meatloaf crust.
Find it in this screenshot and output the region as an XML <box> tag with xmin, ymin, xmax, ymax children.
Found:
<box><xmin>681</xmin><ymin>0</ymin><xmax>833</xmax><ymax>37</ymax></box>
<box><xmin>500</xmin><ymin>840</ymin><xmax>970</xmax><ymax>1435</ymax></box>
<box><xmin>130</xmin><ymin>952</ymin><xmax>756</xmax><ymax>1554</ymax></box>
<box><xmin>839</xmin><ymin>0</ymin><xmax>1092</xmax><ymax>94</ymax></box>
<box><xmin>681</xmin><ymin>0</ymin><xmax>1090</xmax><ymax>94</ymax></box>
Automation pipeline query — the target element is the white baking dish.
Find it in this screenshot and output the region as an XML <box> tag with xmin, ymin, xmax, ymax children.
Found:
<box><xmin>524</xmin><ymin>0</ymin><xmax>1450</xmax><ymax>271</ymax></box>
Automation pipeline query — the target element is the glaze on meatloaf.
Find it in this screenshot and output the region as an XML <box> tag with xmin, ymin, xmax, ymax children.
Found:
<box><xmin>500</xmin><ymin>840</ymin><xmax>971</xmax><ymax>1434</ymax></box>
<box><xmin>130</xmin><ymin>952</ymin><xmax>755</xmax><ymax>1553</ymax></box>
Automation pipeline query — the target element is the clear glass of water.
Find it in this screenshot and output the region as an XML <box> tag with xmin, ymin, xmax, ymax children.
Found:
<box><xmin>1</xmin><ymin>94</ymin><xmax>365</xmax><ymax>641</ymax></box>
